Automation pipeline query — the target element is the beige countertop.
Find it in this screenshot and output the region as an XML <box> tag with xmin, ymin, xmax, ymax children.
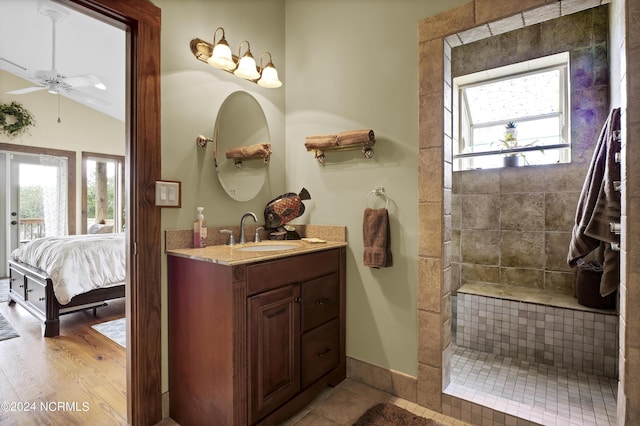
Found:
<box><xmin>166</xmin><ymin>239</ymin><xmax>347</xmax><ymax>266</ymax></box>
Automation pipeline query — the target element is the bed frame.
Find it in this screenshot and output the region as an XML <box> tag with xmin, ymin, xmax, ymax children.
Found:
<box><xmin>7</xmin><ymin>259</ymin><xmax>125</xmax><ymax>337</ymax></box>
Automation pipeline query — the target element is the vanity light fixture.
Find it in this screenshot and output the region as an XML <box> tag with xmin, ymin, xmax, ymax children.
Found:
<box><xmin>257</xmin><ymin>52</ymin><xmax>282</xmax><ymax>88</ymax></box>
<box><xmin>234</xmin><ymin>41</ymin><xmax>260</xmax><ymax>80</ymax></box>
<box><xmin>190</xmin><ymin>27</ymin><xmax>283</xmax><ymax>88</ymax></box>
<box><xmin>207</xmin><ymin>27</ymin><xmax>236</xmax><ymax>71</ymax></box>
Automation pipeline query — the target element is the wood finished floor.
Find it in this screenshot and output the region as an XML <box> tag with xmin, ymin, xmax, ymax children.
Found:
<box><xmin>0</xmin><ymin>294</ymin><xmax>127</xmax><ymax>425</ymax></box>
<box><xmin>0</xmin><ymin>286</ymin><xmax>469</xmax><ymax>426</ymax></box>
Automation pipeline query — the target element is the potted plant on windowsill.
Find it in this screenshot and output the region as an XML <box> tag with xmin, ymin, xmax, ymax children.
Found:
<box><xmin>493</xmin><ymin>121</ymin><xmax>541</xmax><ymax>167</ymax></box>
<box><xmin>501</xmin><ymin>121</ymin><xmax>519</xmax><ymax>166</ymax></box>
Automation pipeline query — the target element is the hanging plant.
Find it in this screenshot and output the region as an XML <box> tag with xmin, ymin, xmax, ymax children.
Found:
<box><xmin>0</xmin><ymin>101</ymin><xmax>35</xmax><ymax>137</ymax></box>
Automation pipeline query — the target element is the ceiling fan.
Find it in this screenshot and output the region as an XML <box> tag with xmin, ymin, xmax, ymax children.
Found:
<box><xmin>4</xmin><ymin>7</ymin><xmax>107</xmax><ymax>99</ymax></box>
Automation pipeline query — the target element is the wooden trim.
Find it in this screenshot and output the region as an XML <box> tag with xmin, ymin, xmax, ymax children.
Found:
<box><xmin>57</xmin><ymin>0</ymin><xmax>162</xmax><ymax>424</ymax></box>
<box><xmin>0</xmin><ymin>143</ymin><xmax>77</xmax><ymax>236</ymax></box>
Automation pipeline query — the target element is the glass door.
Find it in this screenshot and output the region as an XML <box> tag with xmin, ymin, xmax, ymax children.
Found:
<box><xmin>1</xmin><ymin>151</ymin><xmax>68</xmax><ymax>277</ymax></box>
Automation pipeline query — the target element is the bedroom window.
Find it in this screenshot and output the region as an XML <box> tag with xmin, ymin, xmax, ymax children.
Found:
<box><xmin>453</xmin><ymin>52</ymin><xmax>571</xmax><ymax>171</ymax></box>
<box><xmin>82</xmin><ymin>152</ymin><xmax>125</xmax><ymax>234</ymax></box>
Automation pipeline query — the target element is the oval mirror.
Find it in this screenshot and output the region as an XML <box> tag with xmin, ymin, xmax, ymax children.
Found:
<box><xmin>214</xmin><ymin>91</ymin><xmax>270</xmax><ymax>201</ymax></box>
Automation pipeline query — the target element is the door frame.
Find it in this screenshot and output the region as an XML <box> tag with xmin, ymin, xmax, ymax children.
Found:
<box><xmin>59</xmin><ymin>0</ymin><xmax>162</xmax><ymax>424</ymax></box>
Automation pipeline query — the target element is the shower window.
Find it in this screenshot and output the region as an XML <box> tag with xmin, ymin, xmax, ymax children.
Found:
<box><xmin>453</xmin><ymin>52</ymin><xmax>571</xmax><ymax>171</ymax></box>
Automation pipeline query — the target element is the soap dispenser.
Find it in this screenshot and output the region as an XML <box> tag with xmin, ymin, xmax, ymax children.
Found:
<box><xmin>193</xmin><ymin>207</ymin><xmax>207</xmax><ymax>248</ymax></box>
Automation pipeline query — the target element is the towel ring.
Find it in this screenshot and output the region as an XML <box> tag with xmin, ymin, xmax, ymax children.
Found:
<box><xmin>366</xmin><ymin>186</ymin><xmax>389</xmax><ymax>209</ymax></box>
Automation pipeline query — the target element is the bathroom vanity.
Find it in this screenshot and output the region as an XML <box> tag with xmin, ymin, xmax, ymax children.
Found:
<box><xmin>166</xmin><ymin>240</ymin><xmax>347</xmax><ymax>426</ymax></box>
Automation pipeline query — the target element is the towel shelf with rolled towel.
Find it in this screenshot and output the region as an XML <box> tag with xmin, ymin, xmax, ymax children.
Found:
<box><xmin>305</xmin><ymin>129</ymin><xmax>375</xmax><ymax>163</ymax></box>
<box><xmin>196</xmin><ymin>135</ymin><xmax>272</xmax><ymax>168</ymax></box>
<box><xmin>224</xmin><ymin>142</ymin><xmax>272</xmax><ymax>168</ymax></box>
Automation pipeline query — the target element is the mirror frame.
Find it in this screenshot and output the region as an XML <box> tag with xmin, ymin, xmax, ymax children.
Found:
<box><xmin>60</xmin><ymin>0</ymin><xmax>162</xmax><ymax>423</ymax></box>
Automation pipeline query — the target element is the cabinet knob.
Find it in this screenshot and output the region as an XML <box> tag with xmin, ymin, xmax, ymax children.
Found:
<box><xmin>294</xmin><ymin>297</ymin><xmax>303</xmax><ymax>304</ymax></box>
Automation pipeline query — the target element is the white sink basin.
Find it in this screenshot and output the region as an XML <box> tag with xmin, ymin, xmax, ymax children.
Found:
<box><xmin>236</xmin><ymin>244</ymin><xmax>299</xmax><ymax>252</ymax></box>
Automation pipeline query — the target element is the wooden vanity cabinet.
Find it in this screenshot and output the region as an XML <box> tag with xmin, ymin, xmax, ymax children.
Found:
<box><xmin>168</xmin><ymin>247</ymin><xmax>346</xmax><ymax>426</ymax></box>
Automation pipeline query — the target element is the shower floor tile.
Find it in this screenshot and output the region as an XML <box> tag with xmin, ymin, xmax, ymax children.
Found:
<box><xmin>445</xmin><ymin>345</ymin><xmax>617</xmax><ymax>426</ymax></box>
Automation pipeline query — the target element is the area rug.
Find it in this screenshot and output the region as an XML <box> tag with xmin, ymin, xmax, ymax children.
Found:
<box><xmin>0</xmin><ymin>312</ymin><xmax>19</xmax><ymax>342</ymax></box>
<box><xmin>353</xmin><ymin>403</ymin><xmax>445</xmax><ymax>426</ymax></box>
<box><xmin>0</xmin><ymin>278</ymin><xmax>9</xmax><ymax>303</ymax></box>
<box><xmin>92</xmin><ymin>317</ymin><xmax>126</xmax><ymax>348</ymax></box>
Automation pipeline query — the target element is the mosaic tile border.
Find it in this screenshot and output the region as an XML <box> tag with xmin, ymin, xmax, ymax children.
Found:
<box><xmin>455</xmin><ymin>292</ymin><xmax>619</xmax><ymax>378</ymax></box>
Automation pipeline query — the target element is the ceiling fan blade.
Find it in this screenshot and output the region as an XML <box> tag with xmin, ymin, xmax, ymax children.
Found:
<box><xmin>68</xmin><ymin>89</ymin><xmax>110</xmax><ymax>106</ymax></box>
<box><xmin>62</xmin><ymin>74</ymin><xmax>106</xmax><ymax>90</ymax></box>
<box><xmin>0</xmin><ymin>57</ymin><xmax>27</xmax><ymax>72</ymax></box>
<box><xmin>0</xmin><ymin>57</ymin><xmax>35</xmax><ymax>82</ymax></box>
<box><xmin>6</xmin><ymin>86</ymin><xmax>47</xmax><ymax>95</ymax></box>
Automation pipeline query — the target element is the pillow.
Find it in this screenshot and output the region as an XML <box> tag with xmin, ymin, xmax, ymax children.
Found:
<box><xmin>96</xmin><ymin>225</ymin><xmax>114</xmax><ymax>234</ymax></box>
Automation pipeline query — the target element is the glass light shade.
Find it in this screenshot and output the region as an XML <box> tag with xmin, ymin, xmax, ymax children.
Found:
<box><xmin>234</xmin><ymin>54</ymin><xmax>260</xmax><ymax>80</ymax></box>
<box><xmin>257</xmin><ymin>64</ymin><xmax>282</xmax><ymax>88</ymax></box>
<box><xmin>207</xmin><ymin>42</ymin><xmax>236</xmax><ymax>71</ymax></box>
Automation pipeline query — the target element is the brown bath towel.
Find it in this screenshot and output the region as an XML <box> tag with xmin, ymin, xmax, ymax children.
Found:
<box><xmin>336</xmin><ymin>129</ymin><xmax>375</xmax><ymax>146</ymax></box>
<box><xmin>225</xmin><ymin>142</ymin><xmax>271</xmax><ymax>160</ymax></box>
<box><xmin>567</xmin><ymin>107</ymin><xmax>621</xmax><ymax>296</ymax></box>
<box><xmin>363</xmin><ymin>207</ymin><xmax>392</xmax><ymax>268</ymax></box>
<box><xmin>304</xmin><ymin>134</ymin><xmax>338</xmax><ymax>150</ymax></box>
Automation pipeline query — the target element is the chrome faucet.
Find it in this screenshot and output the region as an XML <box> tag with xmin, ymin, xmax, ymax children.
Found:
<box><xmin>239</xmin><ymin>212</ymin><xmax>258</xmax><ymax>244</ymax></box>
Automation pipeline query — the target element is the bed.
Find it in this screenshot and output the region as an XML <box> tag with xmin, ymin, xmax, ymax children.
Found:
<box><xmin>7</xmin><ymin>233</ymin><xmax>126</xmax><ymax>337</ymax></box>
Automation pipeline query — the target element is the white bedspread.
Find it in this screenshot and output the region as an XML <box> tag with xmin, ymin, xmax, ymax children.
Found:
<box><xmin>10</xmin><ymin>233</ymin><xmax>126</xmax><ymax>305</ymax></box>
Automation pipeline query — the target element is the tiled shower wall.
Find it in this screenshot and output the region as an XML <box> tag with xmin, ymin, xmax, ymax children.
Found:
<box><xmin>450</xmin><ymin>6</ymin><xmax>610</xmax><ymax>295</ymax></box>
<box><xmin>417</xmin><ymin>1</ymin><xmax>640</xmax><ymax>424</ymax></box>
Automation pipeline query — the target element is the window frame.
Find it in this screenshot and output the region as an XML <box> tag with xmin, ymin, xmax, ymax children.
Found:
<box><xmin>81</xmin><ymin>151</ymin><xmax>125</xmax><ymax>234</ymax></box>
<box><xmin>454</xmin><ymin>53</ymin><xmax>571</xmax><ymax>170</ymax></box>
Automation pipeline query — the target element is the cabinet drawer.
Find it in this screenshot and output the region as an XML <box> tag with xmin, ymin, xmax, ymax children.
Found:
<box><xmin>9</xmin><ymin>269</ymin><xmax>26</xmax><ymax>301</ymax></box>
<box><xmin>301</xmin><ymin>319</ymin><xmax>339</xmax><ymax>389</ymax></box>
<box><xmin>301</xmin><ymin>273</ymin><xmax>339</xmax><ymax>333</ymax></box>
<box><xmin>26</xmin><ymin>278</ymin><xmax>47</xmax><ymax>313</ymax></box>
<box><xmin>247</xmin><ymin>249</ymin><xmax>340</xmax><ymax>295</ymax></box>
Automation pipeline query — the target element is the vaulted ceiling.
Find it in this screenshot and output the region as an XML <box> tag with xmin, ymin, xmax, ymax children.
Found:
<box><xmin>0</xmin><ymin>0</ymin><xmax>125</xmax><ymax>122</ymax></box>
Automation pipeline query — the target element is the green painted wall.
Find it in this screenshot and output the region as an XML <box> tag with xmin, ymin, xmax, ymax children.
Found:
<box><xmin>284</xmin><ymin>0</ymin><xmax>467</xmax><ymax>377</ymax></box>
<box><xmin>155</xmin><ymin>0</ymin><xmax>468</xmax><ymax>392</ymax></box>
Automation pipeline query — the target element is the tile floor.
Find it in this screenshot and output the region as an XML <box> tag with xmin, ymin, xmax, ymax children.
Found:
<box><xmin>282</xmin><ymin>378</ymin><xmax>471</xmax><ymax>425</ymax></box>
<box><xmin>446</xmin><ymin>345</ymin><xmax>618</xmax><ymax>426</ymax></box>
<box><xmin>158</xmin><ymin>378</ymin><xmax>471</xmax><ymax>425</ymax></box>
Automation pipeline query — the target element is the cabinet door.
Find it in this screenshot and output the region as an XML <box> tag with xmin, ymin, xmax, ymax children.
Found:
<box><xmin>248</xmin><ymin>283</ymin><xmax>301</xmax><ymax>424</ymax></box>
